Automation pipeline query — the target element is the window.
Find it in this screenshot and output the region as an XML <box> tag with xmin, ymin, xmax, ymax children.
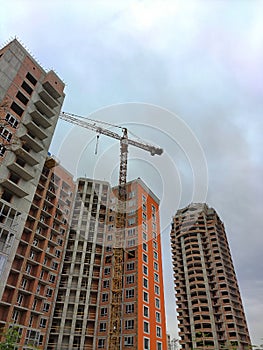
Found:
<box><xmin>125</xmin><ymin>319</ymin><xmax>134</xmax><ymax>330</ymax></box>
<box><xmin>128</xmin><ymin>239</ymin><xmax>136</xmax><ymax>247</ymax></box>
<box><xmin>143</xmin><ymin>306</ymin><xmax>149</xmax><ymax>317</ymax></box>
<box><xmin>0</xmin><ymin>144</ymin><xmax>6</xmax><ymax>156</ymax></box>
<box><xmin>127</xmin><ymin>228</ymin><xmax>135</xmax><ymax>237</ymax></box>
<box><xmin>154</xmin><ymin>273</ymin><xmax>159</xmax><ymax>282</ymax></box>
<box><xmin>144</xmin><ymin>321</ymin><xmax>149</xmax><ymax>333</ymax></box>
<box><xmin>142</xmin><ymin>222</ymin><xmax>147</xmax><ymax>231</ymax></box>
<box><xmin>144</xmin><ymin>337</ymin><xmax>150</xmax><ymax>350</ymax></box>
<box><xmin>152</xmin><ymin>222</ymin><xmax>156</xmax><ymax>230</ymax></box>
<box><xmin>26</xmin><ymin>264</ymin><xmax>32</xmax><ymax>274</ymax></box>
<box><xmin>126</xmin><ymin>275</ymin><xmax>135</xmax><ymax>284</ymax></box>
<box><xmin>46</xmin><ymin>288</ymin><xmax>53</xmax><ymax>297</ymax></box>
<box><xmin>129</xmin><ymin>191</ymin><xmax>135</xmax><ymax>198</ymax></box>
<box><xmin>21</xmin><ymin>278</ymin><xmax>27</xmax><ymax>289</ymax></box>
<box><xmin>98</xmin><ymin>339</ymin><xmax>105</xmax><ymax>348</ymax></box>
<box><xmin>154</xmin><ymin>251</ymin><xmax>158</xmax><ymax>260</ymax></box>
<box><xmin>128</xmin><ymin>217</ymin><xmax>136</xmax><ymax>226</ymax></box>
<box><xmin>155</xmin><ymin>298</ymin><xmax>160</xmax><ymax>308</ymax></box>
<box><xmin>142</xmin><ymin>194</ymin><xmax>146</xmax><ymax>202</ymax></box>
<box><xmin>156</xmin><ymin>311</ymin><xmax>161</xmax><ymax>323</ymax></box>
<box><xmin>126</xmin><ymin>289</ymin><xmax>134</xmax><ymax>299</ymax></box>
<box><xmin>142</xmin><ymin>232</ymin><xmax>147</xmax><ymax>241</ymax></box>
<box><xmin>49</xmin><ymin>275</ymin><xmax>56</xmax><ymax>283</ymax></box>
<box><xmin>155</xmin><ymin>285</ymin><xmax>160</xmax><ymax>295</ymax></box>
<box><xmin>103</xmin><ymin>280</ymin><xmax>109</xmax><ymax>288</ymax></box>
<box><xmin>126</xmin><ymin>304</ymin><xmax>134</xmax><ymax>314</ymax></box>
<box><xmin>39</xmin><ymin>318</ymin><xmax>47</xmax><ymax>328</ymax></box>
<box><xmin>127</xmin><ymin>262</ymin><xmax>134</xmax><ymax>271</ymax></box>
<box><xmin>12</xmin><ymin>310</ymin><xmax>19</xmax><ymax>322</ymax></box>
<box><xmin>21</xmin><ymin>81</ymin><xmax>33</xmax><ymax>95</ymax></box>
<box><xmin>157</xmin><ymin>342</ymin><xmax>162</xmax><ymax>350</ymax></box>
<box><xmin>30</xmin><ymin>250</ymin><xmax>35</xmax><ymax>259</ymax></box>
<box><xmin>57</xmin><ymin>238</ymin><xmax>63</xmax><ymax>246</ymax></box>
<box><xmin>5</xmin><ymin>113</ymin><xmax>18</xmax><ymax>128</ymax></box>
<box><xmin>106</xmin><ymin>245</ymin><xmax>112</xmax><ymax>252</ymax></box>
<box><xmin>0</xmin><ymin>127</ymin><xmax>12</xmax><ymax>142</ymax></box>
<box><xmin>99</xmin><ymin>322</ymin><xmax>106</xmax><ymax>332</ymax></box>
<box><xmin>156</xmin><ymin>326</ymin><xmax>162</xmax><ymax>337</ymax></box>
<box><xmin>124</xmin><ymin>336</ymin><xmax>134</xmax><ymax>346</ymax></box>
<box><xmin>152</xmin><ymin>231</ymin><xmax>157</xmax><ymax>239</ymax></box>
<box><xmin>52</xmin><ymin>261</ymin><xmax>58</xmax><ymax>270</ymax></box>
<box><xmin>17</xmin><ymin>294</ymin><xmax>23</xmax><ymax>305</ymax></box>
<box><xmin>153</xmin><ymin>240</ymin><xmax>157</xmax><ymax>249</ymax></box>
<box><xmin>104</xmin><ymin>267</ymin><xmax>110</xmax><ymax>275</ymax></box>
<box><xmin>142</xmin><ymin>212</ymin><xmax>147</xmax><ymax>220</ymax></box>
<box><xmin>43</xmin><ymin>303</ymin><xmax>50</xmax><ymax>312</ymax></box>
<box><xmin>26</xmin><ymin>72</ymin><xmax>37</xmax><ymax>85</ymax></box>
<box><xmin>143</xmin><ymin>291</ymin><xmax>149</xmax><ymax>303</ymax></box>
<box><xmin>16</xmin><ymin>91</ymin><xmax>29</xmax><ymax>105</ymax></box>
<box><xmin>100</xmin><ymin>307</ymin><xmax>108</xmax><ymax>316</ymax></box>
<box><xmin>143</xmin><ymin>242</ymin><xmax>148</xmax><ymax>251</ymax></box>
<box><xmin>10</xmin><ymin>101</ymin><xmax>23</xmax><ymax>116</ymax></box>
<box><xmin>143</xmin><ymin>278</ymin><xmax>148</xmax><ymax>288</ymax></box>
<box><xmin>154</xmin><ymin>261</ymin><xmax>158</xmax><ymax>272</ymax></box>
<box><xmin>143</xmin><ymin>265</ymin><xmax>148</xmax><ymax>275</ymax></box>
<box><xmin>55</xmin><ymin>250</ymin><xmax>61</xmax><ymax>258</ymax></box>
<box><xmin>102</xmin><ymin>293</ymin><xmax>108</xmax><ymax>302</ymax></box>
<box><xmin>143</xmin><ymin>253</ymin><xmax>148</xmax><ymax>263</ymax></box>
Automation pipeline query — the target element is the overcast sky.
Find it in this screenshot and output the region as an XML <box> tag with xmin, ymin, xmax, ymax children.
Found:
<box><xmin>1</xmin><ymin>0</ymin><xmax>263</xmax><ymax>345</ymax></box>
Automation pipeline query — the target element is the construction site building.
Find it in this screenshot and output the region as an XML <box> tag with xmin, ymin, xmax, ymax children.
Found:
<box><xmin>47</xmin><ymin>178</ymin><xmax>110</xmax><ymax>350</ymax></box>
<box><xmin>170</xmin><ymin>203</ymin><xmax>251</xmax><ymax>350</ymax></box>
<box><xmin>95</xmin><ymin>178</ymin><xmax>167</xmax><ymax>350</ymax></box>
<box><xmin>0</xmin><ymin>38</ymin><xmax>66</xmax><ymax>347</ymax></box>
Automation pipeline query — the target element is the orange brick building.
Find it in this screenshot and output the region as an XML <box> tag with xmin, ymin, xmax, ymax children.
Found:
<box><xmin>0</xmin><ymin>158</ymin><xmax>75</xmax><ymax>348</ymax></box>
<box><xmin>96</xmin><ymin>178</ymin><xmax>167</xmax><ymax>350</ymax></box>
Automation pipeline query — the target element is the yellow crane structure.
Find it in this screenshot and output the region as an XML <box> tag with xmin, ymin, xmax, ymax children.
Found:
<box><xmin>59</xmin><ymin>111</ymin><xmax>163</xmax><ymax>349</ymax></box>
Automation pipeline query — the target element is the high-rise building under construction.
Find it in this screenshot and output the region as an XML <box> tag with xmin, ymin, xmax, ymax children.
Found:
<box><xmin>170</xmin><ymin>203</ymin><xmax>251</xmax><ymax>350</ymax></box>
<box><xmin>0</xmin><ymin>39</ymin><xmax>67</xmax><ymax>347</ymax></box>
<box><xmin>47</xmin><ymin>178</ymin><xmax>167</xmax><ymax>350</ymax></box>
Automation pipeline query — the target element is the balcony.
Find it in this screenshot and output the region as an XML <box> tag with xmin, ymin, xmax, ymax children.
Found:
<box><xmin>43</xmin><ymin>81</ymin><xmax>61</xmax><ymax>100</ymax></box>
<box><xmin>39</xmin><ymin>89</ymin><xmax>58</xmax><ymax>109</ymax></box>
<box><xmin>35</xmin><ymin>99</ymin><xmax>55</xmax><ymax>118</ymax></box>
<box><xmin>7</xmin><ymin>162</ymin><xmax>34</xmax><ymax>181</ymax></box>
<box><xmin>13</xmin><ymin>146</ymin><xmax>39</xmax><ymax>166</ymax></box>
<box><xmin>24</xmin><ymin>119</ymin><xmax>48</xmax><ymax>140</ymax></box>
<box><xmin>30</xmin><ymin>109</ymin><xmax>52</xmax><ymax>129</ymax></box>
<box><xmin>0</xmin><ymin>179</ymin><xmax>28</xmax><ymax>197</ymax></box>
<box><xmin>21</xmin><ymin>133</ymin><xmax>44</xmax><ymax>152</ymax></box>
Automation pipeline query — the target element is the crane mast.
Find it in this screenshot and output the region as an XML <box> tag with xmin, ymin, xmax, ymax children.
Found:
<box><xmin>59</xmin><ymin>112</ymin><xmax>163</xmax><ymax>349</ymax></box>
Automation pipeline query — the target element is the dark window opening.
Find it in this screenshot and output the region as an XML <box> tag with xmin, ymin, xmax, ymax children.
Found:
<box><xmin>0</xmin><ymin>144</ymin><xmax>6</xmax><ymax>156</ymax></box>
<box><xmin>16</xmin><ymin>91</ymin><xmax>29</xmax><ymax>106</ymax></box>
<box><xmin>26</xmin><ymin>72</ymin><xmax>37</xmax><ymax>86</ymax></box>
<box><xmin>9</xmin><ymin>173</ymin><xmax>20</xmax><ymax>184</ymax></box>
<box><xmin>11</xmin><ymin>102</ymin><xmax>24</xmax><ymax>117</ymax></box>
<box><xmin>21</xmin><ymin>81</ymin><xmax>33</xmax><ymax>95</ymax></box>
<box><xmin>1</xmin><ymin>190</ymin><xmax>13</xmax><ymax>202</ymax></box>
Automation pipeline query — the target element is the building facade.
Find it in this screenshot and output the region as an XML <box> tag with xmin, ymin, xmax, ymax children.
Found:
<box><xmin>47</xmin><ymin>178</ymin><xmax>110</xmax><ymax>350</ymax></box>
<box><xmin>170</xmin><ymin>203</ymin><xmax>251</xmax><ymax>350</ymax></box>
<box><xmin>95</xmin><ymin>178</ymin><xmax>167</xmax><ymax>350</ymax></box>
<box><xmin>0</xmin><ymin>38</ymin><xmax>65</xmax><ymax>300</ymax></box>
<box><xmin>0</xmin><ymin>39</ymin><xmax>66</xmax><ymax>348</ymax></box>
<box><xmin>0</xmin><ymin>158</ymin><xmax>74</xmax><ymax>348</ymax></box>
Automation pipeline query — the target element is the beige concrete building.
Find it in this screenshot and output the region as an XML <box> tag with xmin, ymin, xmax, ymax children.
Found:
<box><xmin>171</xmin><ymin>203</ymin><xmax>251</xmax><ymax>350</ymax></box>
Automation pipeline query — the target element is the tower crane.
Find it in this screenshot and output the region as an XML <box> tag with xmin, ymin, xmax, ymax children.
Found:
<box><xmin>59</xmin><ymin>111</ymin><xmax>163</xmax><ymax>349</ymax></box>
